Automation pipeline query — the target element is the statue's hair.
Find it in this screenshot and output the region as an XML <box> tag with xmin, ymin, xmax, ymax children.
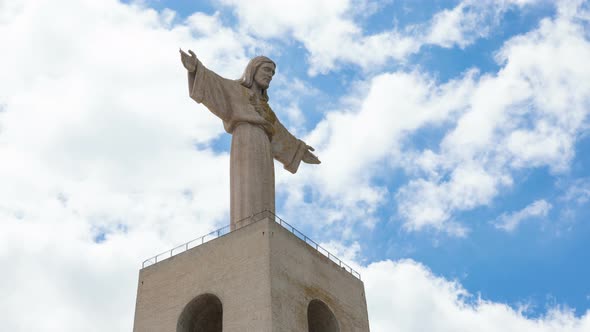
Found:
<box><xmin>238</xmin><ymin>56</ymin><xmax>276</xmax><ymax>101</ymax></box>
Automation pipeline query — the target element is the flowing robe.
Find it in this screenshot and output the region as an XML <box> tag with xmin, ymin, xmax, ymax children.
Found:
<box><xmin>187</xmin><ymin>59</ymin><xmax>308</xmax><ymax>228</ymax></box>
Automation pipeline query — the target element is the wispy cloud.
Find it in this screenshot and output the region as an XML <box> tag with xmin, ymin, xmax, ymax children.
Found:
<box><xmin>561</xmin><ymin>178</ymin><xmax>590</xmax><ymax>205</ymax></box>
<box><xmin>493</xmin><ymin>199</ymin><xmax>552</xmax><ymax>232</ymax></box>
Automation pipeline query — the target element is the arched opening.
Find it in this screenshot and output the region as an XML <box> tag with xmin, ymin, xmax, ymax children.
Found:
<box><xmin>177</xmin><ymin>293</ymin><xmax>222</xmax><ymax>332</ymax></box>
<box><xmin>307</xmin><ymin>299</ymin><xmax>340</xmax><ymax>332</ymax></box>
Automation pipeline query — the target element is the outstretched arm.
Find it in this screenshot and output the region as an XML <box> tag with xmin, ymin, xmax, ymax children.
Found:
<box><xmin>272</xmin><ymin>120</ymin><xmax>320</xmax><ymax>173</ymax></box>
<box><xmin>179</xmin><ymin>48</ymin><xmax>235</xmax><ymax>122</ymax></box>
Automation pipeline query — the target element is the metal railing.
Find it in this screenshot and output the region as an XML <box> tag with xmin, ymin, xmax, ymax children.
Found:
<box><xmin>141</xmin><ymin>210</ymin><xmax>361</xmax><ymax>280</ymax></box>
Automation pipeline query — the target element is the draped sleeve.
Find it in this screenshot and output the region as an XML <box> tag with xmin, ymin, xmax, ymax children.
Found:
<box><xmin>187</xmin><ymin>59</ymin><xmax>235</xmax><ymax>122</ymax></box>
<box><xmin>271</xmin><ymin>120</ymin><xmax>308</xmax><ymax>174</ymax></box>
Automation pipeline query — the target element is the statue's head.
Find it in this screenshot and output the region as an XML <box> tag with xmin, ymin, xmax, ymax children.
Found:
<box><xmin>239</xmin><ymin>56</ymin><xmax>276</xmax><ymax>100</ymax></box>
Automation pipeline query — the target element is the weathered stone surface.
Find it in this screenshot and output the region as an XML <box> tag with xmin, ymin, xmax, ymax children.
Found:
<box><xmin>132</xmin><ymin>217</ymin><xmax>370</xmax><ymax>331</ymax></box>
<box><xmin>180</xmin><ymin>51</ymin><xmax>320</xmax><ymax>229</ymax></box>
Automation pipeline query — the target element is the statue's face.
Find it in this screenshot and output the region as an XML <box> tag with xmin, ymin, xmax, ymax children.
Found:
<box><xmin>254</xmin><ymin>62</ymin><xmax>275</xmax><ymax>89</ymax></box>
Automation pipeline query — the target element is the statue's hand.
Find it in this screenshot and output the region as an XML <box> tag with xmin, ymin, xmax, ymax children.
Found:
<box><xmin>302</xmin><ymin>145</ymin><xmax>320</xmax><ymax>164</ymax></box>
<box><xmin>180</xmin><ymin>48</ymin><xmax>198</xmax><ymax>72</ymax></box>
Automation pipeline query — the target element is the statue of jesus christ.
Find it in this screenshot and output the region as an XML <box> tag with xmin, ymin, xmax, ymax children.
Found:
<box><xmin>180</xmin><ymin>49</ymin><xmax>320</xmax><ymax>228</ymax></box>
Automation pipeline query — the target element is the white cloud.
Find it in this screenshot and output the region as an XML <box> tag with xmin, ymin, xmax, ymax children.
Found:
<box><xmin>393</xmin><ymin>2</ymin><xmax>590</xmax><ymax>234</ymax></box>
<box><xmin>561</xmin><ymin>178</ymin><xmax>590</xmax><ymax>205</ymax></box>
<box><xmin>0</xmin><ymin>0</ymin><xmax>251</xmax><ymax>229</ymax></box>
<box><xmin>397</xmin><ymin>163</ymin><xmax>505</xmax><ymax>236</ymax></box>
<box><xmin>275</xmin><ymin>69</ymin><xmax>476</xmax><ymax>236</ymax></box>
<box><xmin>274</xmin><ymin>0</ymin><xmax>590</xmax><ymax>236</ymax></box>
<box><xmin>426</xmin><ymin>1</ymin><xmax>498</xmax><ymax>48</ymax></box>
<box><xmin>270</xmin><ymin>76</ymin><xmax>320</xmax><ymax>135</ymax></box>
<box><xmin>425</xmin><ymin>0</ymin><xmax>545</xmax><ymax>48</ymax></box>
<box><xmin>294</xmin><ymin>242</ymin><xmax>590</xmax><ymax>332</ymax></box>
<box><xmin>216</xmin><ymin>0</ymin><xmax>415</xmax><ymax>74</ymax></box>
<box><xmin>494</xmin><ymin>199</ymin><xmax>552</xmax><ymax>232</ymax></box>
<box><xmin>0</xmin><ymin>0</ymin><xmax>262</xmax><ymax>330</ymax></box>
<box><xmin>217</xmin><ymin>0</ymin><xmax>543</xmax><ymax>74</ymax></box>
<box><xmin>555</xmin><ymin>177</ymin><xmax>590</xmax><ymax>228</ymax></box>
<box><xmin>1</xmin><ymin>0</ymin><xmax>588</xmax><ymax>330</ymax></box>
<box><xmin>364</xmin><ymin>259</ymin><xmax>590</xmax><ymax>332</ymax></box>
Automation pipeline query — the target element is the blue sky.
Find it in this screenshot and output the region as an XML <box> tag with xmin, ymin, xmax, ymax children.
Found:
<box><xmin>1</xmin><ymin>0</ymin><xmax>590</xmax><ymax>331</ymax></box>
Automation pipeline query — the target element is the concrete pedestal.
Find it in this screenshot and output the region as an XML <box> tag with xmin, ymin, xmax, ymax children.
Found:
<box><xmin>133</xmin><ymin>217</ymin><xmax>370</xmax><ymax>332</ymax></box>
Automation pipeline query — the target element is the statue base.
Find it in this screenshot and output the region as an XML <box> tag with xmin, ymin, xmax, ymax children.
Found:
<box><xmin>132</xmin><ymin>215</ymin><xmax>370</xmax><ymax>331</ymax></box>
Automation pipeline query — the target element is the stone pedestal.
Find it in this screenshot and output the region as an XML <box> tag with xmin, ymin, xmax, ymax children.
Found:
<box><xmin>133</xmin><ymin>216</ymin><xmax>370</xmax><ymax>332</ymax></box>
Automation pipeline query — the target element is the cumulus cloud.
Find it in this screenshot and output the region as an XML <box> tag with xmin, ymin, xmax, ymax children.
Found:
<box><xmin>218</xmin><ymin>0</ymin><xmax>543</xmax><ymax>74</ymax></box>
<box><xmin>396</xmin><ymin>1</ymin><xmax>590</xmax><ymax>234</ymax></box>
<box><xmin>1</xmin><ymin>0</ymin><xmax>588</xmax><ymax>330</ymax></box>
<box><xmin>493</xmin><ymin>199</ymin><xmax>552</xmax><ymax>232</ymax></box>
<box><xmin>274</xmin><ymin>0</ymin><xmax>590</xmax><ymax>237</ymax></box>
<box><xmin>275</xmin><ymin>69</ymin><xmax>476</xmax><ymax>237</ymax></box>
<box><xmin>317</xmin><ymin>243</ymin><xmax>590</xmax><ymax>332</ymax></box>
<box><xmin>364</xmin><ymin>259</ymin><xmax>590</xmax><ymax>332</ymax></box>
<box><xmin>0</xmin><ymin>0</ymin><xmax>262</xmax><ymax>330</ymax></box>
<box><xmin>216</xmin><ymin>0</ymin><xmax>415</xmax><ymax>74</ymax></box>
<box><xmin>0</xmin><ymin>0</ymin><xmax>269</xmax><ymax>234</ymax></box>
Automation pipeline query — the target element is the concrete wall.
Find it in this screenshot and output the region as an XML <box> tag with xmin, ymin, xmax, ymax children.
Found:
<box><xmin>133</xmin><ymin>218</ymin><xmax>370</xmax><ymax>332</ymax></box>
<box><xmin>268</xmin><ymin>220</ymin><xmax>370</xmax><ymax>332</ymax></box>
<box><xmin>133</xmin><ymin>220</ymin><xmax>273</xmax><ymax>332</ymax></box>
